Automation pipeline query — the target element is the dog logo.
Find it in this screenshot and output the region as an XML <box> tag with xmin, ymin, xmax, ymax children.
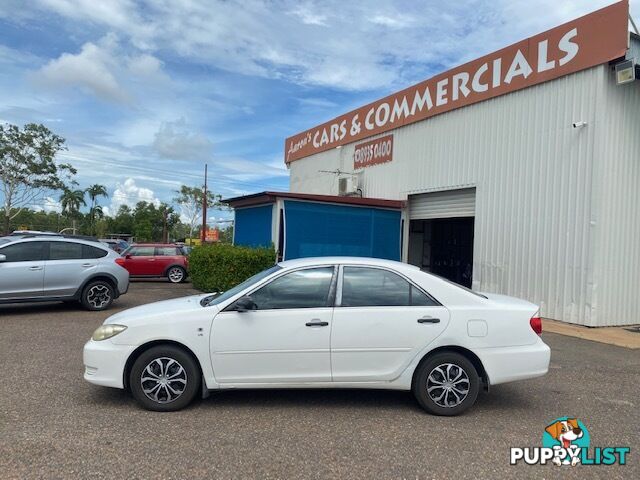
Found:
<box><xmin>511</xmin><ymin>417</ymin><xmax>629</xmax><ymax>466</ymax></box>
<box><xmin>543</xmin><ymin>417</ymin><xmax>589</xmax><ymax>466</ymax></box>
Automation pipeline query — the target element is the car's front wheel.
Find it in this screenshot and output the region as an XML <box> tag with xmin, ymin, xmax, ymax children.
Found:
<box><xmin>412</xmin><ymin>351</ymin><xmax>480</xmax><ymax>416</ymax></box>
<box><xmin>166</xmin><ymin>266</ymin><xmax>186</xmax><ymax>283</ymax></box>
<box><xmin>129</xmin><ymin>345</ymin><xmax>200</xmax><ymax>411</ymax></box>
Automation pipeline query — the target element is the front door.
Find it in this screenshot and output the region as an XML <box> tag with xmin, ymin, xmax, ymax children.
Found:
<box><xmin>123</xmin><ymin>245</ymin><xmax>156</xmax><ymax>276</ymax></box>
<box><xmin>211</xmin><ymin>266</ymin><xmax>336</xmax><ymax>383</ymax></box>
<box><xmin>0</xmin><ymin>241</ymin><xmax>47</xmax><ymax>300</ymax></box>
<box><xmin>331</xmin><ymin>266</ymin><xmax>450</xmax><ymax>382</ymax></box>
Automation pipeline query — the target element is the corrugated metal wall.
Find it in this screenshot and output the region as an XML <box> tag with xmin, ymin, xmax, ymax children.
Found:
<box><xmin>290</xmin><ymin>65</ymin><xmax>628</xmax><ymax>326</ymax></box>
<box><xmin>590</xmin><ymin>43</ymin><xmax>640</xmax><ymax>326</ymax></box>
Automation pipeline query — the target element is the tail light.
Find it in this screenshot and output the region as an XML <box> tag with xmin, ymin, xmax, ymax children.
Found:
<box><xmin>530</xmin><ymin>315</ymin><xmax>542</xmax><ymax>335</ymax></box>
<box><xmin>115</xmin><ymin>257</ymin><xmax>125</xmax><ymax>266</ymax></box>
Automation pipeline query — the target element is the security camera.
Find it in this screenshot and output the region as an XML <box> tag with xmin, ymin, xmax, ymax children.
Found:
<box><xmin>572</xmin><ymin>121</ymin><xmax>588</xmax><ymax>128</ymax></box>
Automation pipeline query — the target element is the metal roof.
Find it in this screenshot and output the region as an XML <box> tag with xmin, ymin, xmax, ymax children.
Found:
<box><xmin>222</xmin><ymin>191</ymin><xmax>405</xmax><ymax>209</ymax></box>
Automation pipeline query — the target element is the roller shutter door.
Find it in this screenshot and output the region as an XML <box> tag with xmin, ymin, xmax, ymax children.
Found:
<box><xmin>409</xmin><ymin>188</ymin><xmax>476</xmax><ymax>220</ymax></box>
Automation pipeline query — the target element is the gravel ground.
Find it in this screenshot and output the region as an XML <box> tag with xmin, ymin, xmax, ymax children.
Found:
<box><xmin>1</xmin><ymin>281</ymin><xmax>638</xmax><ymax>479</ymax></box>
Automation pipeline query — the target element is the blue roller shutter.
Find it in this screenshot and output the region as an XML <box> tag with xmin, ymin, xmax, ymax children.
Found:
<box><xmin>234</xmin><ymin>205</ymin><xmax>273</xmax><ymax>247</ymax></box>
<box><xmin>283</xmin><ymin>200</ymin><xmax>401</xmax><ymax>260</ymax></box>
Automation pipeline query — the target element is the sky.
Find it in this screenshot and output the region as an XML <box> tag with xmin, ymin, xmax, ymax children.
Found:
<box><xmin>0</xmin><ymin>0</ymin><xmax>638</xmax><ymax>225</ymax></box>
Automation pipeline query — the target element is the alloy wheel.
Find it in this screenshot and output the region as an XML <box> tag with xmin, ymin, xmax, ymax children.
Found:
<box><xmin>168</xmin><ymin>267</ymin><xmax>184</xmax><ymax>283</ymax></box>
<box><xmin>140</xmin><ymin>357</ymin><xmax>187</xmax><ymax>404</ymax></box>
<box><xmin>426</xmin><ymin>363</ymin><xmax>470</xmax><ymax>408</ymax></box>
<box><xmin>86</xmin><ymin>284</ymin><xmax>112</xmax><ymax>309</ymax></box>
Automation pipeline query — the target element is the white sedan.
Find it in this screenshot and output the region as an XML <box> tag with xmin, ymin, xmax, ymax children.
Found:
<box><xmin>83</xmin><ymin>257</ymin><xmax>550</xmax><ymax>415</ymax></box>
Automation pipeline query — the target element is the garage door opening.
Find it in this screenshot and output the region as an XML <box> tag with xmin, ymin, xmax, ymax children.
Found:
<box><xmin>408</xmin><ymin>218</ymin><xmax>474</xmax><ymax>287</ymax></box>
<box><xmin>407</xmin><ymin>188</ymin><xmax>476</xmax><ymax>287</ymax></box>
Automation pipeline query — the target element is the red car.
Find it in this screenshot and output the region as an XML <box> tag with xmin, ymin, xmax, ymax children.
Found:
<box><xmin>117</xmin><ymin>243</ymin><xmax>189</xmax><ymax>283</ymax></box>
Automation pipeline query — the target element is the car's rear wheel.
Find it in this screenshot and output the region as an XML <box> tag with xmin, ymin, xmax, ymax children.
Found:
<box><xmin>81</xmin><ymin>280</ymin><xmax>115</xmax><ymax>311</ymax></box>
<box><xmin>412</xmin><ymin>351</ymin><xmax>480</xmax><ymax>416</ymax></box>
<box><xmin>129</xmin><ymin>345</ymin><xmax>200</xmax><ymax>411</ymax></box>
<box><xmin>167</xmin><ymin>266</ymin><xmax>186</xmax><ymax>283</ymax></box>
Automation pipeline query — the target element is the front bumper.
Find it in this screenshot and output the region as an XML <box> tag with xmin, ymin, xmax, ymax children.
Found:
<box><xmin>475</xmin><ymin>339</ymin><xmax>551</xmax><ymax>386</ymax></box>
<box><xmin>83</xmin><ymin>339</ymin><xmax>136</xmax><ymax>389</ymax></box>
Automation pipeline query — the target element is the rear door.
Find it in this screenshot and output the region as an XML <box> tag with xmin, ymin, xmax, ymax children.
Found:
<box><xmin>43</xmin><ymin>241</ymin><xmax>108</xmax><ymax>297</ymax></box>
<box><xmin>154</xmin><ymin>246</ymin><xmax>180</xmax><ymax>275</ymax></box>
<box><xmin>0</xmin><ymin>241</ymin><xmax>46</xmax><ymax>300</ymax></box>
<box><xmin>330</xmin><ymin>265</ymin><xmax>450</xmax><ymax>382</ymax></box>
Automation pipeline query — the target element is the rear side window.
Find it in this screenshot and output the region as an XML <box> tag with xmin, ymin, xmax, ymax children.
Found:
<box><xmin>341</xmin><ymin>267</ymin><xmax>438</xmax><ymax>307</ymax></box>
<box><xmin>49</xmin><ymin>241</ymin><xmax>83</xmax><ymax>260</ymax></box>
<box><xmin>0</xmin><ymin>242</ymin><xmax>46</xmax><ymax>262</ymax></box>
<box><xmin>156</xmin><ymin>246</ymin><xmax>179</xmax><ymax>256</ymax></box>
<box><xmin>83</xmin><ymin>245</ymin><xmax>108</xmax><ymax>259</ymax></box>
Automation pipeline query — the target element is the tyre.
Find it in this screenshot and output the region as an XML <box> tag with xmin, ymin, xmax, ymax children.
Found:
<box><xmin>81</xmin><ymin>280</ymin><xmax>115</xmax><ymax>311</ymax></box>
<box><xmin>129</xmin><ymin>345</ymin><xmax>200</xmax><ymax>412</ymax></box>
<box><xmin>166</xmin><ymin>266</ymin><xmax>186</xmax><ymax>283</ymax></box>
<box><xmin>412</xmin><ymin>351</ymin><xmax>480</xmax><ymax>416</ymax></box>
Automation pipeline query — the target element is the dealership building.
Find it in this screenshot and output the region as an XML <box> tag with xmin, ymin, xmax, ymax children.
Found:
<box><xmin>227</xmin><ymin>2</ymin><xmax>639</xmax><ymax>327</ymax></box>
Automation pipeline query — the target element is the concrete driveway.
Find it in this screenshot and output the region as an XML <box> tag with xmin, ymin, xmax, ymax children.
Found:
<box><xmin>1</xmin><ymin>281</ymin><xmax>637</xmax><ymax>479</ymax></box>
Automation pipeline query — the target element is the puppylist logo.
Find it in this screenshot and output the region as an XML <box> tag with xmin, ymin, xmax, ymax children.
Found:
<box><xmin>510</xmin><ymin>417</ymin><xmax>630</xmax><ymax>467</ymax></box>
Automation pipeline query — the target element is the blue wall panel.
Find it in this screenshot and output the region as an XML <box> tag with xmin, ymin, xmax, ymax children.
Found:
<box><xmin>234</xmin><ymin>205</ymin><xmax>273</xmax><ymax>247</ymax></box>
<box><xmin>284</xmin><ymin>201</ymin><xmax>401</xmax><ymax>260</ymax></box>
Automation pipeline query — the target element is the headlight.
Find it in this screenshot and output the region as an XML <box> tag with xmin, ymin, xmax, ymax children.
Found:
<box><xmin>92</xmin><ymin>324</ymin><xmax>127</xmax><ymax>341</ymax></box>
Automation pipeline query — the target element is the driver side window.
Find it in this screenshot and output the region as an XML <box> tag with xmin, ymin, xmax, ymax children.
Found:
<box><xmin>249</xmin><ymin>267</ymin><xmax>335</xmax><ymax>310</ymax></box>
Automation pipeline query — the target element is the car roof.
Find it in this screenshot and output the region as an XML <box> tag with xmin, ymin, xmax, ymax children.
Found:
<box><xmin>0</xmin><ymin>235</ymin><xmax>109</xmax><ymax>249</ymax></box>
<box><xmin>277</xmin><ymin>256</ymin><xmax>420</xmax><ymax>271</ymax></box>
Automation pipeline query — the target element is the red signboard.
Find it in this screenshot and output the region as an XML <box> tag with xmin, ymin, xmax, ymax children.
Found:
<box><xmin>285</xmin><ymin>1</ymin><xmax>629</xmax><ymax>163</ymax></box>
<box><xmin>353</xmin><ymin>134</ymin><xmax>394</xmax><ymax>170</ymax></box>
<box><xmin>205</xmin><ymin>228</ymin><xmax>219</xmax><ymax>242</ymax></box>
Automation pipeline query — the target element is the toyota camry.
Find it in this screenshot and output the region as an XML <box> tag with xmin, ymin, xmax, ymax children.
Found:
<box><xmin>83</xmin><ymin>257</ymin><xmax>550</xmax><ymax>415</ymax></box>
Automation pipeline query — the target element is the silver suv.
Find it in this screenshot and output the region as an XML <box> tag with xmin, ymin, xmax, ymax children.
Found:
<box><xmin>0</xmin><ymin>235</ymin><xmax>129</xmax><ymax>311</ymax></box>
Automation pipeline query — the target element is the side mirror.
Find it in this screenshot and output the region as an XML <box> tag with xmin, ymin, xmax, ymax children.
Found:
<box><xmin>0</xmin><ymin>254</ymin><xmax>5</xmax><ymax>262</ymax></box>
<box><xmin>125</xmin><ymin>254</ymin><xmax>132</xmax><ymax>259</ymax></box>
<box><xmin>234</xmin><ymin>295</ymin><xmax>257</xmax><ymax>312</ymax></box>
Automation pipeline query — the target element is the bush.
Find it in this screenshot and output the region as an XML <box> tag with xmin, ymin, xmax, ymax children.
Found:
<box><xmin>188</xmin><ymin>243</ymin><xmax>276</xmax><ymax>292</ymax></box>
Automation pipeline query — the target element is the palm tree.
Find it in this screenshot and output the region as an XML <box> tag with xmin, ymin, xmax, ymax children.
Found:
<box><xmin>85</xmin><ymin>184</ymin><xmax>108</xmax><ymax>235</ymax></box>
<box><xmin>60</xmin><ymin>188</ymin><xmax>86</xmax><ymax>234</ymax></box>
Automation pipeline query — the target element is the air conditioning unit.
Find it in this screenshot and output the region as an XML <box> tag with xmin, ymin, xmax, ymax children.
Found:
<box><xmin>338</xmin><ymin>176</ymin><xmax>359</xmax><ymax>196</ymax></box>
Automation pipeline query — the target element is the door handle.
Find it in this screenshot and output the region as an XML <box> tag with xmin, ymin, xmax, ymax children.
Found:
<box><xmin>81</xmin><ymin>263</ymin><xmax>95</xmax><ymax>268</ymax></box>
<box><xmin>29</xmin><ymin>266</ymin><xmax>43</xmax><ymax>271</ymax></box>
<box><xmin>417</xmin><ymin>317</ymin><xmax>441</xmax><ymax>324</ymax></box>
<box><xmin>305</xmin><ymin>320</ymin><xmax>329</xmax><ymax>327</ymax></box>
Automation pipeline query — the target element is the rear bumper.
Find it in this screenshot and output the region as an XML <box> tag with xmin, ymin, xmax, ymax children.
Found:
<box><xmin>475</xmin><ymin>339</ymin><xmax>550</xmax><ymax>386</ymax></box>
<box><xmin>83</xmin><ymin>339</ymin><xmax>136</xmax><ymax>389</ymax></box>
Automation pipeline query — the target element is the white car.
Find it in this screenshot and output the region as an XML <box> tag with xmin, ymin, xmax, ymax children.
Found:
<box><xmin>83</xmin><ymin>257</ymin><xmax>550</xmax><ymax>415</ymax></box>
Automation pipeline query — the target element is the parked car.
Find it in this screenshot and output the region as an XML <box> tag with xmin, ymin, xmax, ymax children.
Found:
<box><xmin>0</xmin><ymin>234</ymin><xmax>129</xmax><ymax>311</ymax></box>
<box><xmin>99</xmin><ymin>238</ymin><xmax>130</xmax><ymax>254</ymax></box>
<box><xmin>83</xmin><ymin>256</ymin><xmax>550</xmax><ymax>414</ymax></box>
<box><xmin>119</xmin><ymin>243</ymin><xmax>188</xmax><ymax>283</ymax></box>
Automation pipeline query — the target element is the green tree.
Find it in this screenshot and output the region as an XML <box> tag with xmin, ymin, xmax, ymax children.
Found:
<box><xmin>59</xmin><ymin>188</ymin><xmax>86</xmax><ymax>234</ymax></box>
<box><xmin>173</xmin><ymin>185</ymin><xmax>221</xmax><ymax>239</ymax></box>
<box><xmin>85</xmin><ymin>184</ymin><xmax>108</xmax><ymax>235</ymax></box>
<box><xmin>0</xmin><ymin>123</ymin><xmax>74</xmax><ymax>234</ymax></box>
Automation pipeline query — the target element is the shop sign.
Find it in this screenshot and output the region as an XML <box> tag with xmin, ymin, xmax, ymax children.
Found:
<box><xmin>285</xmin><ymin>1</ymin><xmax>629</xmax><ymax>163</ymax></box>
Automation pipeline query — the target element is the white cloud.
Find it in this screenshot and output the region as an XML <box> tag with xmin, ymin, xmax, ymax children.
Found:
<box><xmin>31</xmin><ymin>0</ymin><xmax>639</xmax><ymax>92</ymax></box>
<box><xmin>109</xmin><ymin>177</ymin><xmax>161</xmax><ymax>214</ymax></box>
<box><xmin>35</xmin><ymin>34</ymin><xmax>128</xmax><ymax>103</ymax></box>
<box><xmin>33</xmin><ymin>34</ymin><xmax>166</xmax><ymax>104</ymax></box>
<box><xmin>152</xmin><ymin>118</ymin><xmax>213</xmax><ymax>161</ymax></box>
<box><xmin>32</xmin><ymin>196</ymin><xmax>62</xmax><ymax>214</ymax></box>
